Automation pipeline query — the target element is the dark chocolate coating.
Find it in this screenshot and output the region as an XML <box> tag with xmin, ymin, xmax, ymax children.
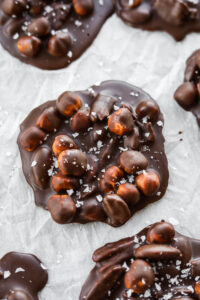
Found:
<box><xmin>80</xmin><ymin>222</ymin><xmax>200</xmax><ymax>300</ymax></box>
<box><xmin>174</xmin><ymin>49</ymin><xmax>200</xmax><ymax>126</ymax></box>
<box><xmin>17</xmin><ymin>80</ymin><xmax>169</xmax><ymax>226</ymax></box>
<box><xmin>0</xmin><ymin>252</ymin><xmax>48</xmax><ymax>299</ymax></box>
<box><xmin>0</xmin><ymin>1</ymin><xmax>114</xmax><ymax>70</ymax></box>
<box><xmin>115</xmin><ymin>0</ymin><xmax>200</xmax><ymax>41</ymax></box>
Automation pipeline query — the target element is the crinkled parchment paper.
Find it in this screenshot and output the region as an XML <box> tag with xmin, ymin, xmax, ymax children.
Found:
<box><xmin>0</xmin><ymin>12</ymin><xmax>200</xmax><ymax>300</ymax></box>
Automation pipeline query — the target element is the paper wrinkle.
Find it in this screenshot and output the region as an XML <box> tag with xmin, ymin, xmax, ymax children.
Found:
<box><xmin>0</xmin><ymin>14</ymin><xmax>200</xmax><ymax>299</ymax></box>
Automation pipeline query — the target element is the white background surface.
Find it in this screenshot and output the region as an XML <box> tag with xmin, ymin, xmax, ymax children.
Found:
<box><xmin>0</xmin><ymin>12</ymin><xmax>200</xmax><ymax>300</ymax></box>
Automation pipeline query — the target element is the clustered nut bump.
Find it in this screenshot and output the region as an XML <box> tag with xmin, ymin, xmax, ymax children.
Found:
<box><xmin>1</xmin><ymin>0</ymin><xmax>94</xmax><ymax>59</ymax></box>
<box><xmin>81</xmin><ymin>221</ymin><xmax>200</xmax><ymax>300</ymax></box>
<box><xmin>19</xmin><ymin>81</ymin><xmax>167</xmax><ymax>226</ymax></box>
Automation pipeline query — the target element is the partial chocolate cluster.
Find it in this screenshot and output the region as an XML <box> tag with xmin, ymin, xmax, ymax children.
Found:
<box><xmin>80</xmin><ymin>221</ymin><xmax>200</xmax><ymax>300</ymax></box>
<box><xmin>174</xmin><ymin>49</ymin><xmax>200</xmax><ymax>126</ymax></box>
<box><xmin>115</xmin><ymin>0</ymin><xmax>200</xmax><ymax>41</ymax></box>
<box><xmin>0</xmin><ymin>0</ymin><xmax>114</xmax><ymax>69</ymax></box>
<box><xmin>0</xmin><ymin>251</ymin><xmax>48</xmax><ymax>299</ymax></box>
<box><xmin>18</xmin><ymin>80</ymin><xmax>169</xmax><ymax>227</ymax></box>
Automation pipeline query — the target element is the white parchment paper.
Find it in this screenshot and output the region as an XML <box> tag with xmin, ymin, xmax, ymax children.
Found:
<box><xmin>0</xmin><ymin>13</ymin><xmax>200</xmax><ymax>300</ymax></box>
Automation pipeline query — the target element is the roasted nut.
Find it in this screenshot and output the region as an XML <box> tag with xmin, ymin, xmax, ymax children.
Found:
<box><xmin>31</xmin><ymin>146</ymin><xmax>53</xmax><ymax>190</ymax></box>
<box><xmin>147</xmin><ymin>221</ymin><xmax>175</xmax><ymax>244</ymax></box>
<box><xmin>120</xmin><ymin>0</ymin><xmax>141</xmax><ymax>8</ymax></box>
<box><xmin>52</xmin><ymin>135</ymin><xmax>77</xmax><ymax>157</ymax></box>
<box><xmin>29</xmin><ymin>0</ymin><xmax>44</xmax><ymax>15</ymax></box>
<box><xmin>58</xmin><ymin>149</ymin><xmax>87</xmax><ymax>176</ymax></box>
<box><xmin>191</xmin><ymin>259</ymin><xmax>200</xmax><ymax>278</ymax></box>
<box><xmin>103</xmin><ymin>194</ymin><xmax>131</xmax><ymax>227</ymax></box>
<box><xmin>172</xmin><ymin>235</ymin><xmax>192</xmax><ymax>263</ymax></box>
<box><xmin>51</xmin><ymin>173</ymin><xmax>78</xmax><ymax>193</ymax></box>
<box><xmin>143</xmin><ymin>122</ymin><xmax>155</xmax><ymax>144</ymax></box>
<box><xmin>174</xmin><ymin>82</ymin><xmax>198</xmax><ymax>110</ymax></box>
<box><xmin>124</xmin><ymin>259</ymin><xmax>154</xmax><ymax>293</ymax></box>
<box><xmin>4</xmin><ymin>19</ymin><xmax>23</xmax><ymax>37</ymax></box>
<box><xmin>17</xmin><ymin>36</ymin><xmax>42</xmax><ymax>57</ymax></box>
<box><xmin>100</xmin><ymin>166</ymin><xmax>124</xmax><ymax>193</ymax></box>
<box><xmin>2</xmin><ymin>0</ymin><xmax>27</xmax><ymax>16</ymax></box>
<box><xmin>73</xmin><ymin>0</ymin><xmax>94</xmax><ymax>16</ymax></box>
<box><xmin>71</xmin><ymin>108</ymin><xmax>91</xmax><ymax>132</ymax></box>
<box><xmin>124</xmin><ymin>127</ymin><xmax>140</xmax><ymax>150</ymax></box>
<box><xmin>47</xmin><ymin>195</ymin><xmax>76</xmax><ymax>224</ymax></box>
<box><xmin>120</xmin><ymin>2</ymin><xmax>152</xmax><ymax>25</ymax></box>
<box><xmin>90</xmin><ymin>94</ymin><xmax>116</xmax><ymax>122</ymax></box>
<box><xmin>135</xmin><ymin>171</ymin><xmax>160</xmax><ymax>196</ymax></box>
<box><xmin>108</xmin><ymin>108</ymin><xmax>134</xmax><ymax>136</ymax></box>
<box><xmin>36</xmin><ymin>106</ymin><xmax>61</xmax><ymax>132</ymax></box>
<box><xmin>56</xmin><ymin>91</ymin><xmax>82</xmax><ymax>117</ymax></box>
<box><xmin>134</xmin><ymin>244</ymin><xmax>182</xmax><ymax>260</ymax></box>
<box><xmin>27</xmin><ymin>17</ymin><xmax>50</xmax><ymax>37</ymax></box>
<box><xmin>7</xmin><ymin>290</ymin><xmax>32</xmax><ymax>300</ymax></box>
<box><xmin>19</xmin><ymin>126</ymin><xmax>46</xmax><ymax>151</ymax></box>
<box><xmin>48</xmin><ymin>32</ymin><xmax>72</xmax><ymax>56</ymax></box>
<box><xmin>119</xmin><ymin>150</ymin><xmax>148</xmax><ymax>174</ymax></box>
<box><xmin>136</xmin><ymin>100</ymin><xmax>160</xmax><ymax>123</ymax></box>
<box><xmin>117</xmin><ymin>183</ymin><xmax>140</xmax><ymax>207</ymax></box>
<box><xmin>195</xmin><ymin>281</ymin><xmax>200</xmax><ymax>300</ymax></box>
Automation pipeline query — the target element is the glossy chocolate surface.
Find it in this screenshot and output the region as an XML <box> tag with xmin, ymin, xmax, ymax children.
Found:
<box><xmin>17</xmin><ymin>80</ymin><xmax>169</xmax><ymax>227</ymax></box>
<box><xmin>0</xmin><ymin>251</ymin><xmax>48</xmax><ymax>299</ymax></box>
<box><xmin>115</xmin><ymin>0</ymin><xmax>200</xmax><ymax>41</ymax></box>
<box><xmin>174</xmin><ymin>49</ymin><xmax>200</xmax><ymax>126</ymax></box>
<box><xmin>0</xmin><ymin>0</ymin><xmax>114</xmax><ymax>70</ymax></box>
<box><xmin>80</xmin><ymin>221</ymin><xmax>200</xmax><ymax>300</ymax></box>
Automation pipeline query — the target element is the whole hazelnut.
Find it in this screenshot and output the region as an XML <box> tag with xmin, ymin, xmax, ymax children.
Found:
<box><xmin>108</xmin><ymin>108</ymin><xmax>134</xmax><ymax>136</ymax></box>
<box><xmin>174</xmin><ymin>82</ymin><xmax>198</xmax><ymax>110</ymax></box>
<box><xmin>124</xmin><ymin>259</ymin><xmax>154</xmax><ymax>293</ymax></box>
<box><xmin>71</xmin><ymin>108</ymin><xmax>91</xmax><ymax>132</ymax></box>
<box><xmin>119</xmin><ymin>150</ymin><xmax>148</xmax><ymax>174</ymax></box>
<box><xmin>52</xmin><ymin>135</ymin><xmax>77</xmax><ymax>157</ymax></box>
<box><xmin>58</xmin><ymin>149</ymin><xmax>87</xmax><ymax>176</ymax></box>
<box><xmin>147</xmin><ymin>221</ymin><xmax>175</xmax><ymax>244</ymax></box>
<box><xmin>17</xmin><ymin>36</ymin><xmax>42</xmax><ymax>57</ymax></box>
<box><xmin>117</xmin><ymin>183</ymin><xmax>140</xmax><ymax>207</ymax></box>
<box><xmin>56</xmin><ymin>91</ymin><xmax>82</xmax><ymax>118</ymax></box>
<box><xmin>47</xmin><ymin>195</ymin><xmax>76</xmax><ymax>224</ymax></box>
<box><xmin>136</xmin><ymin>99</ymin><xmax>160</xmax><ymax>123</ymax></box>
<box><xmin>27</xmin><ymin>17</ymin><xmax>50</xmax><ymax>37</ymax></box>
<box><xmin>36</xmin><ymin>106</ymin><xmax>61</xmax><ymax>132</ymax></box>
<box><xmin>2</xmin><ymin>0</ymin><xmax>27</xmax><ymax>16</ymax></box>
<box><xmin>195</xmin><ymin>282</ymin><xmax>200</xmax><ymax>300</ymax></box>
<box><xmin>135</xmin><ymin>170</ymin><xmax>160</xmax><ymax>196</ymax></box>
<box><xmin>51</xmin><ymin>173</ymin><xmax>78</xmax><ymax>193</ymax></box>
<box><xmin>48</xmin><ymin>32</ymin><xmax>72</xmax><ymax>57</ymax></box>
<box><xmin>19</xmin><ymin>126</ymin><xmax>46</xmax><ymax>151</ymax></box>
<box><xmin>100</xmin><ymin>166</ymin><xmax>124</xmax><ymax>193</ymax></box>
<box><xmin>7</xmin><ymin>290</ymin><xmax>32</xmax><ymax>300</ymax></box>
<box><xmin>73</xmin><ymin>0</ymin><xmax>94</xmax><ymax>16</ymax></box>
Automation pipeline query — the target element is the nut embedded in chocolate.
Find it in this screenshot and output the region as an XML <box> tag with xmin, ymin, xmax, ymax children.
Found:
<box><xmin>58</xmin><ymin>149</ymin><xmax>87</xmax><ymax>176</ymax></box>
<box><xmin>117</xmin><ymin>183</ymin><xmax>140</xmax><ymax>207</ymax></box>
<box><xmin>124</xmin><ymin>259</ymin><xmax>154</xmax><ymax>293</ymax></box>
<box><xmin>27</xmin><ymin>17</ymin><xmax>50</xmax><ymax>37</ymax></box>
<box><xmin>71</xmin><ymin>108</ymin><xmax>91</xmax><ymax>132</ymax></box>
<box><xmin>2</xmin><ymin>0</ymin><xmax>27</xmax><ymax>16</ymax></box>
<box><xmin>52</xmin><ymin>135</ymin><xmax>78</xmax><ymax>158</ymax></box>
<box><xmin>119</xmin><ymin>0</ymin><xmax>141</xmax><ymax>9</ymax></box>
<box><xmin>147</xmin><ymin>221</ymin><xmax>175</xmax><ymax>244</ymax></box>
<box><xmin>36</xmin><ymin>106</ymin><xmax>62</xmax><ymax>132</ymax></box>
<box><xmin>135</xmin><ymin>170</ymin><xmax>160</xmax><ymax>196</ymax></box>
<box><xmin>136</xmin><ymin>99</ymin><xmax>160</xmax><ymax>123</ymax></box>
<box><xmin>103</xmin><ymin>194</ymin><xmax>131</xmax><ymax>226</ymax></box>
<box><xmin>51</xmin><ymin>173</ymin><xmax>78</xmax><ymax>193</ymax></box>
<box><xmin>73</xmin><ymin>0</ymin><xmax>94</xmax><ymax>16</ymax></box>
<box><xmin>123</xmin><ymin>127</ymin><xmax>140</xmax><ymax>150</ymax></box>
<box><xmin>100</xmin><ymin>166</ymin><xmax>124</xmax><ymax>193</ymax></box>
<box><xmin>56</xmin><ymin>91</ymin><xmax>82</xmax><ymax>117</ymax></box>
<box><xmin>17</xmin><ymin>36</ymin><xmax>42</xmax><ymax>57</ymax></box>
<box><xmin>119</xmin><ymin>150</ymin><xmax>148</xmax><ymax>174</ymax></box>
<box><xmin>120</xmin><ymin>2</ymin><xmax>152</xmax><ymax>26</ymax></box>
<box><xmin>47</xmin><ymin>194</ymin><xmax>76</xmax><ymax>224</ymax></box>
<box><xmin>90</xmin><ymin>94</ymin><xmax>116</xmax><ymax>122</ymax></box>
<box><xmin>134</xmin><ymin>244</ymin><xmax>182</xmax><ymax>260</ymax></box>
<box><xmin>108</xmin><ymin>108</ymin><xmax>134</xmax><ymax>136</ymax></box>
<box><xmin>19</xmin><ymin>126</ymin><xmax>46</xmax><ymax>151</ymax></box>
<box><xmin>7</xmin><ymin>290</ymin><xmax>32</xmax><ymax>300</ymax></box>
<box><xmin>174</xmin><ymin>82</ymin><xmax>198</xmax><ymax>110</ymax></box>
<box><xmin>48</xmin><ymin>32</ymin><xmax>72</xmax><ymax>57</ymax></box>
<box><xmin>195</xmin><ymin>281</ymin><xmax>200</xmax><ymax>299</ymax></box>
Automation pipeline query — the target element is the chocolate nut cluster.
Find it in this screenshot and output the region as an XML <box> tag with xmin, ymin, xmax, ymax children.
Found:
<box><xmin>174</xmin><ymin>49</ymin><xmax>200</xmax><ymax>126</ymax></box>
<box><xmin>0</xmin><ymin>252</ymin><xmax>48</xmax><ymax>300</ymax></box>
<box><xmin>80</xmin><ymin>221</ymin><xmax>200</xmax><ymax>300</ymax></box>
<box><xmin>18</xmin><ymin>80</ymin><xmax>169</xmax><ymax>227</ymax></box>
<box><xmin>0</xmin><ymin>0</ymin><xmax>114</xmax><ymax>69</ymax></box>
<box><xmin>115</xmin><ymin>0</ymin><xmax>200</xmax><ymax>41</ymax></box>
